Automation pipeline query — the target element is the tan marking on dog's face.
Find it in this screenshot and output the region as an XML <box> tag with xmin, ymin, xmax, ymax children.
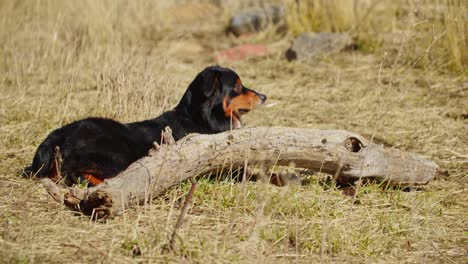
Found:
<box><xmin>223</xmin><ymin>97</ymin><xmax>241</xmax><ymax>128</ymax></box>
<box><xmin>222</xmin><ymin>78</ymin><xmax>265</xmax><ymax>129</ymax></box>
<box><xmin>223</xmin><ymin>91</ymin><xmax>263</xmax><ymax>117</ymax></box>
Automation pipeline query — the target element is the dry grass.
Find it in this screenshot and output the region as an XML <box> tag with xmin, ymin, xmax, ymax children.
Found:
<box><xmin>0</xmin><ymin>0</ymin><xmax>466</xmax><ymax>263</ymax></box>
<box><xmin>285</xmin><ymin>0</ymin><xmax>467</xmax><ymax>72</ymax></box>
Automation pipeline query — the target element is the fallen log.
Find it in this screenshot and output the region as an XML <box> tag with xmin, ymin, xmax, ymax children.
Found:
<box><xmin>40</xmin><ymin>127</ymin><xmax>439</xmax><ymax>219</ymax></box>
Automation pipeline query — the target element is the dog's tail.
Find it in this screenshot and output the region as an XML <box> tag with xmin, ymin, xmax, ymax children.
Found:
<box><xmin>31</xmin><ymin>129</ymin><xmax>66</xmax><ymax>178</ymax></box>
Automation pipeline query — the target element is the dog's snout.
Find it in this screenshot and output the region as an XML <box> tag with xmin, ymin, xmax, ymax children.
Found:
<box><xmin>258</xmin><ymin>93</ymin><xmax>267</xmax><ymax>103</ymax></box>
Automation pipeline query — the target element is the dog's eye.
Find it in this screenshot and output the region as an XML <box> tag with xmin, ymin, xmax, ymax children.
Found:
<box><xmin>234</xmin><ymin>79</ymin><xmax>242</xmax><ymax>93</ymax></box>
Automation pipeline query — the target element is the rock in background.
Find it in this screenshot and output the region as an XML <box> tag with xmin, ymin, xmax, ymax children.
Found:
<box><xmin>227</xmin><ymin>4</ymin><xmax>285</xmax><ymax>36</ymax></box>
<box><xmin>286</xmin><ymin>32</ymin><xmax>354</xmax><ymax>61</ymax></box>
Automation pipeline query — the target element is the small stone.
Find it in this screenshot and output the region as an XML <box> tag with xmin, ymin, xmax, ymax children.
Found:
<box><xmin>215</xmin><ymin>44</ymin><xmax>269</xmax><ymax>62</ymax></box>
<box><xmin>286</xmin><ymin>32</ymin><xmax>353</xmax><ymax>61</ymax></box>
<box><xmin>227</xmin><ymin>5</ymin><xmax>285</xmax><ymax>36</ymax></box>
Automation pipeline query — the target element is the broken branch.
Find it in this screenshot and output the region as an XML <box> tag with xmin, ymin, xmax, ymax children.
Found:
<box><xmin>41</xmin><ymin>127</ymin><xmax>439</xmax><ymax>219</ymax></box>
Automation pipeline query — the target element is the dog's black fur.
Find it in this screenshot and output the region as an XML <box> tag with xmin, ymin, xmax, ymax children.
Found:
<box><xmin>30</xmin><ymin>66</ymin><xmax>266</xmax><ymax>185</ymax></box>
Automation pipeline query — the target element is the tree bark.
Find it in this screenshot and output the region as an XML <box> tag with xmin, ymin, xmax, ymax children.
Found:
<box><xmin>41</xmin><ymin>127</ymin><xmax>439</xmax><ymax>219</ymax></box>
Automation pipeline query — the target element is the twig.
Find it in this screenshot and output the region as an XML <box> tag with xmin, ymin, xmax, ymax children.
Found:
<box><xmin>167</xmin><ymin>179</ymin><xmax>197</xmax><ymax>251</ymax></box>
<box><xmin>54</xmin><ymin>145</ymin><xmax>63</xmax><ymax>181</ymax></box>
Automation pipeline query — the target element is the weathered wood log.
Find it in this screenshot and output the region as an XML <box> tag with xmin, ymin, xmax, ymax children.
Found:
<box><xmin>41</xmin><ymin>127</ymin><xmax>439</xmax><ymax>219</ymax></box>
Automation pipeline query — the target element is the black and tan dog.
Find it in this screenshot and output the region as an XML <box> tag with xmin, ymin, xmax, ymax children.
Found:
<box><xmin>30</xmin><ymin>66</ymin><xmax>266</xmax><ymax>186</ymax></box>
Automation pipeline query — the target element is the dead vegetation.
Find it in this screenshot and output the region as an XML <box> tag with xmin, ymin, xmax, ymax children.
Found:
<box><xmin>0</xmin><ymin>0</ymin><xmax>466</xmax><ymax>263</ymax></box>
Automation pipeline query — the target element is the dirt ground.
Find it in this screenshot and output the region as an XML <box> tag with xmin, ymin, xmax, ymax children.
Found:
<box><xmin>0</xmin><ymin>1</ymin><xmax>466</xmax><ymax>263</ymax></box>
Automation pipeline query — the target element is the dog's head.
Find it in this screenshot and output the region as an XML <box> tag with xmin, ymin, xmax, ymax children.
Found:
<box><xmin>176</xmin><ymin>66</ymin><xmax>267</xmax><ymax>132</ymax></box>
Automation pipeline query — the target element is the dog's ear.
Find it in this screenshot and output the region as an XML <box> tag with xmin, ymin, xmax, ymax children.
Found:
<box><xmin>200</xmin><ymin>68</ymin><xmax>221</xmax><ymax>97</ymax></box>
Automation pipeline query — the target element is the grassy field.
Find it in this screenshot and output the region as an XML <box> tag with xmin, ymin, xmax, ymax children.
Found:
<box><xmin>0</xmin><ymin>0</ymin><xmax>466</xmax><ymax>263</ymax></box>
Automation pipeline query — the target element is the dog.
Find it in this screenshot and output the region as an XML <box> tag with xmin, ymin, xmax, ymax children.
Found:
<box><xmin>30</xmin><ymin>66</ymin><xmax>267</xmax><ymax>186</ymax></box>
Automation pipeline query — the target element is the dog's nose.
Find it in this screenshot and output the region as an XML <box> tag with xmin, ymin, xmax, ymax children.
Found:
<box><xmin>258</xmin><ymin>93</ymin><xmax>267</xmax><ymax>103</ymax></box>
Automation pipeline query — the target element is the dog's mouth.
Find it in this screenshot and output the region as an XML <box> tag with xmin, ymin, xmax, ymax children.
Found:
<box><xmin>237</xmin><ymin>108</ymin><xmax>251</xmax><ymax>115</ymax></box>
